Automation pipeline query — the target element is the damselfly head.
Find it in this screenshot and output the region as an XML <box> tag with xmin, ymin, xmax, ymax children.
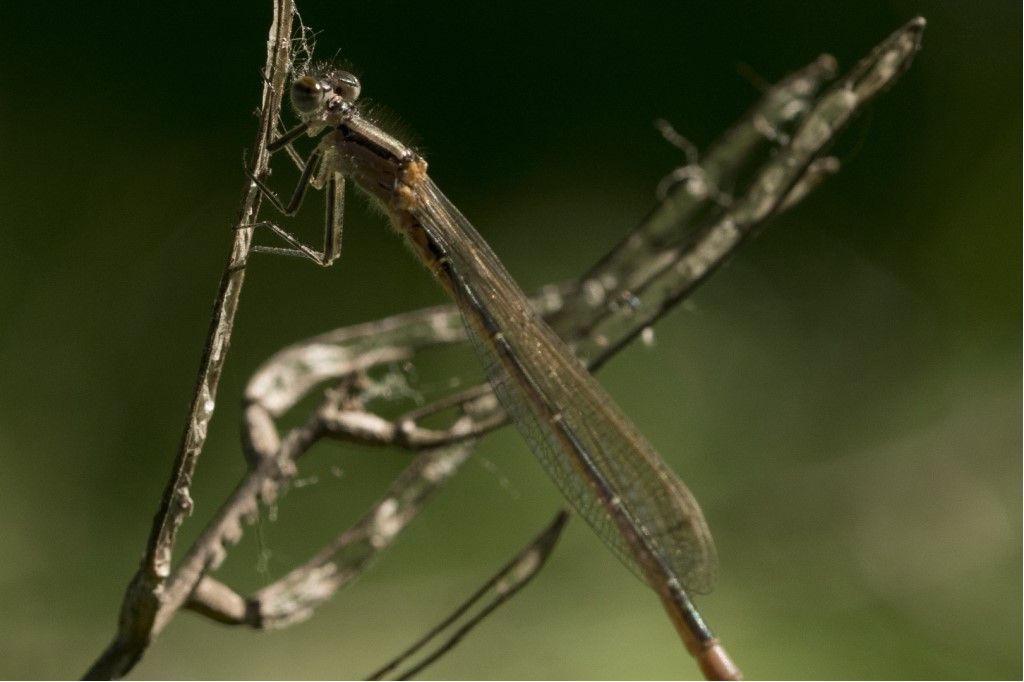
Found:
<box><xmin>290</xmin><ymin>70</ymin><xmax>362</xmax><ymax>118</ymax></box>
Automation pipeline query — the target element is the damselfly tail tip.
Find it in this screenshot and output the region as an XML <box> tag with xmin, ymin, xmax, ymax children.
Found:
<box><xmin>698</xmin><ymin>640</ymin><xmax>743</xmax><ymax>681</ymax></box>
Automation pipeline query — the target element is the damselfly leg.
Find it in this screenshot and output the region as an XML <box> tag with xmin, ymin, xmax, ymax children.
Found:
<box><xmin>248</xmin><ymin>119</ymin><xmax>345</xmax><ymax>266</ymax></box>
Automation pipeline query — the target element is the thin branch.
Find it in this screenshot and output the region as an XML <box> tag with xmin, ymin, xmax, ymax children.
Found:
<box><xmin>367</xmin><ymin>511</ymin><xmax>571</xmax><ymax>680</ymax></box>
<box><xmin>83</xmin><ymin>1</ymin><xmax>296</xmax><ymax>678</ymax></box>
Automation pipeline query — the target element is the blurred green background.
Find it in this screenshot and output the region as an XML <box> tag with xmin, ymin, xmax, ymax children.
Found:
<box><xmin>0</xmin><ymin>1</ymin><xmax>1019</xmax><ymax>679</ymax></box>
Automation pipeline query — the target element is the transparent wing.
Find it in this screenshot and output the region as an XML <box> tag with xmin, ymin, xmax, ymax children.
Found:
<box><xmin>410</xmin><ymin>178</ymin><xmax>717</xmax><ymax>594</ymax></box>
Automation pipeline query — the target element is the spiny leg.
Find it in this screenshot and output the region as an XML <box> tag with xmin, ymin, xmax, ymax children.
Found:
<box><xmin>248</xmin><ymin>121</ymin><xmax>345</xmax><ymax>267</ymax></box>
<box><xmin>268</xmin><ymin>120</ymin><xmax>310</xmax><ymax>152</ymax></box>
<box><xmin>247</xmin><ymin>143</ymin><xmax>331</xmax><ymax>265</ymax></box>
<box><xmin>320</xmin><ymin>171</ymin><xmax>345</xmax><ymax>266</ymax></box>
<box><xmin>276</xmin><ymin>115</ymin><xmax>307</xmax><ymax>172</ymax></box>
<box><xmin>250</xmin><ymin>221</ymin><xmax>330</xmax><ymax>265</ymax></box>
<box><xmin>249</xmin><ymin>162</ymin><xmax>333</xmax><ymax>264</ymax></box>
<box><xmin>251</xmin><ymin>147</ymin><xmax>323</xmax><ymax>216</ymax></box>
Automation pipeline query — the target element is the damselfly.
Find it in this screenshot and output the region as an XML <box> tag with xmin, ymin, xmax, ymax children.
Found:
<box><xmin>250</xmin><ymin>66</ymin><xmax>739</xmax><ymax>680</ymax></box>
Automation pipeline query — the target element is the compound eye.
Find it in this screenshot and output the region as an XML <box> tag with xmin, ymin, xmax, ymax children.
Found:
<box><xmin>331</xmin><ymin>71</ymin><xmax>361</xmax><ymax>102</ymax></box>
<box><xmin>291</xmin><ymin>76</ymin><xmax>327</xmax><ymax>113</ymax></box>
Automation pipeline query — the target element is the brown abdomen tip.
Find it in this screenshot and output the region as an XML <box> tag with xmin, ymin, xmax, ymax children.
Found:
<box><xmin>698</xmin><ymin>640</ymin><xmax>743</xmax><ymax>681</ymax></box>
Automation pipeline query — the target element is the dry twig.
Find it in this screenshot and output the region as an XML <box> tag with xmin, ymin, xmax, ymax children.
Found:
<box><xmin>83</xmin><ymin>1</ymin><xmax>296</xmax><ymax>677</ymax></box>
